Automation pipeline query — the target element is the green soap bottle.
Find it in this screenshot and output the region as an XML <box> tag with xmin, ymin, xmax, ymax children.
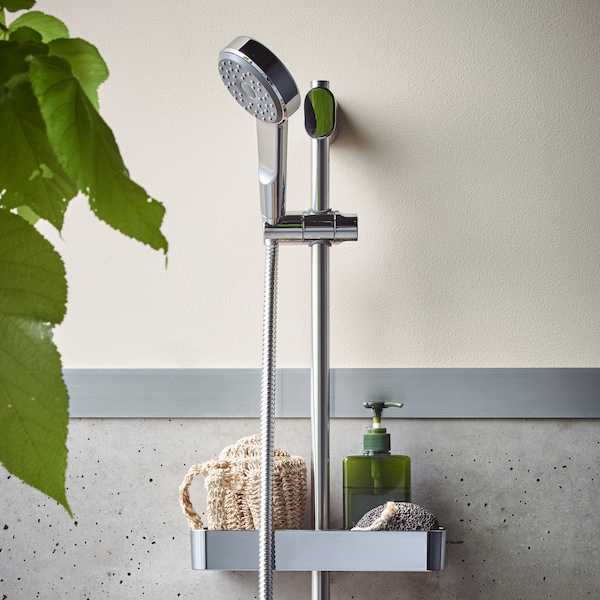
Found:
<box><xmin>342</xmin><ymin>401</ymin><xmax>411</xmax><ymax>529</ymax></box>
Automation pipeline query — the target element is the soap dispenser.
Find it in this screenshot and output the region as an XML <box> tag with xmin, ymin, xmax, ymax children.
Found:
<box><xmin>342</xmin><ymin>401</ymin><xmax>411</xmax><ymax>529</ymax></box>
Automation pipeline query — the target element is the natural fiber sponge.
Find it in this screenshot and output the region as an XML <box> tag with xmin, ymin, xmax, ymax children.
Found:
<box><xmin>352</xmin><ymin>501</ymin><xmax>439</xmax><ymax>531</ymax></box>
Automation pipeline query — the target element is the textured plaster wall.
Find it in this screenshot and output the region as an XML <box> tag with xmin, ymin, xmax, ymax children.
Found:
<box><xmin>2</xmin><ymin>419</ymin><xmax>600</xmax><ymax>599</ymax></box>
<box><xmin>2</xmin><ymin>0</ymin><xmax>600</xmax><ymax>598</ymax></box>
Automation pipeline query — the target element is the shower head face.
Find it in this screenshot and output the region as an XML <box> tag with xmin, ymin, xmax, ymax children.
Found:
<box><xmin>218</xmin><ymin>36</ymin><xmax>300</xmax><ymax>124</ymax></box>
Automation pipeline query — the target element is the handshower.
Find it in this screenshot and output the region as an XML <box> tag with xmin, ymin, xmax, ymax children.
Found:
<box><xmin>218</xmin><ymin>36</ymin><xmax>300</xmax><ymax>225</ymax></box>
<box><xmin>215</xmin><ymin>38</ymin><xmax>358</xmax><ymax>600</ymax></box>
<box><xmin>218</xmin><ymin>36</ymin><xmax>302</xmax><ymax>600</ymax></box>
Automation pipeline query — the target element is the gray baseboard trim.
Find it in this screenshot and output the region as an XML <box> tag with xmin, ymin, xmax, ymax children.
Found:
<box><xmin>64</xmin><ymin>368</ymin><xmax>600</xmax><ymax>419</ymax></box>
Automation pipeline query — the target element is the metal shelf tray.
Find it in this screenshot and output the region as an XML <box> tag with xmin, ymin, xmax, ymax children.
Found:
<box><xmin>190</xmin><ymin>528</ymin><xmax>446</xmax><ymax>572</ymax></box>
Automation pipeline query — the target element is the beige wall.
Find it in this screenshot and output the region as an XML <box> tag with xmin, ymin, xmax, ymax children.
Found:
<box><xmin>31</xmin><ymin>0</ymin><xmax>599</xmax><ymax>369</ymax></box>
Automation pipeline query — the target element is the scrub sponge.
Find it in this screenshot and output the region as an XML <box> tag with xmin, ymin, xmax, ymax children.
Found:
<box><xmin>352</xmin><ymin>501</ymin><xmax>439</xmax><ymax>531</ymax></box>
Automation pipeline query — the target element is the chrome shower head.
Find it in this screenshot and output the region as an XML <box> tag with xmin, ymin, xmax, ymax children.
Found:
<box><xmin>218</xmin><ymin>36</ymin><xmax>300</xmax><ymax>124</ymax></box>
<box><xmin>218</xmin><ymin>37</ymin><xmax>300</xmax><ymax>225</ymax></box>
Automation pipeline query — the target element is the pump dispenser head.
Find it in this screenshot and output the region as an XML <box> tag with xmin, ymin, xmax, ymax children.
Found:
<box><xmin>363</xmin><ymin>401</ymin><xmax>404</xmax><ymax>454</ymax></box>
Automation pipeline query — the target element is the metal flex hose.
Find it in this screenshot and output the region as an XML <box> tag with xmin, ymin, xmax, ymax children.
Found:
<box><xmin>259</xmin><ymin>238</ymin><xmax>279</xmax><ymax>600</ymax></box>
<box><xmin>218</xmin><ymin>37</ymin><xmax>299</xmax><ymax>600</ymax></box>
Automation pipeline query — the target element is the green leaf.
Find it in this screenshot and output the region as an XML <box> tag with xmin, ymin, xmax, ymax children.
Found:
<box><xmin>8</xmin><ymin>23</ymin><xmax>40</xmax><ymax>43</ymax></box>
<box><xmin>0</xmin><ymin>209</ymin><xmax>71</xmax><ymax>516</ymax></box>
<box><xmin>29</xmin><ymin>54</ymin><xmax>168</xmax><ymax>253</ymax></box>
<box><xmin>1</xmin><ymin>0</ymin><xmax>35</xmax><ymax>12</ymax></box>
<box><xmin>0</xmin><ymin>80</ymin><xmax>77</xmax><ymax>229</ymax></box>
<box><xmin>49</xmin><ymin>38</ymin><xmax>108</xmax><ymax>110</ymax></box>
<box><xmin>8</xmin><ymin>10</ymin><xmax>68</xmax><ymax>42</ymax></box>
<box><xmin>0</xmin><ymin>38</ymin><xmax>48</xmax><ymax>85</ymax></box>
<box><xmin>16</xmin><ymin>204</ymin><xmax>39</xmax><ymax>225</ymax></box>
<box><xmin>0</xmin><ymin>40</ymin><xmax>22</xmax><ymax>81</ymax></box>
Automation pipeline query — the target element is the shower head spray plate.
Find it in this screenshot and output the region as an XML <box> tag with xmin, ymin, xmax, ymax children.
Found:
<box><xmin>218</xmin><ymin>36</ymin><xmax>300</xmax><ymax>124</ymax></box>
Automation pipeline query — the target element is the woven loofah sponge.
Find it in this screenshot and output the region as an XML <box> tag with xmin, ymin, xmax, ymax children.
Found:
<box><xmin>352</xmin><ymin>501</ymin><xmax>439</xmax><ymax>531</ymax></box>
<box><xmin>179</xmin><ymin>434</ymin><xmax>307</xmax><ymax>531</ymax></box>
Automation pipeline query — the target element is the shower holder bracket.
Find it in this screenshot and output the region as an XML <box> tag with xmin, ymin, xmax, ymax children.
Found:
<box><xmin>263</xmin><ymin>210</ymin><xmax>358</xmax><ymax>244</ymax></box>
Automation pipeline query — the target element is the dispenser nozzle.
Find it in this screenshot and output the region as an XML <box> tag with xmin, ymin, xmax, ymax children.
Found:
<box><xmin>364</xmin><ymin>401</ymin><xmax>404</xmax><ymax>429</ymax></box>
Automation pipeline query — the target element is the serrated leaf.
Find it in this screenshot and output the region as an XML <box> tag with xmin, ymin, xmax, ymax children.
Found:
<box><xmin>8</xmin><ymin>23</ymin><xmax>40</xmax><ymax>43</ymax></box>
<box><xmin>8</xmin><ymin>10</ymin><xmax>68</xmax><ymax>42</ymax></box>
<box><xmin>0</xmin><ymin>209</ymin><xmax>71</xmax><ymax>516</ymax></box>
<box><xmin>29</xmin><ymin>54</ymin><xmax>168</xmax><ymax>253</ymax></box>
<box><xmin>0</xmin><ymin>208</ymin><xmax>66</xmax><ymax>321</ymax></box>
<box><xmin>0</xmin><ymin>38</ymin><xmax>48</xmax><ymax>85</ymax></box>
<box><xmin>0</xmin><ymin>80</ymin><xmax>77</xmax><ymax>229</ymax></box>
<box><xmin>48</xmin><ymin>38</ymin><xmax>107</xmax><ymax>110</ymax></box>
<box><xmin>1</xmin><ymin>0</ymin><xmax>35</xmax><ymax>12</ymax></box>
<box><xmin>16</xmin><ymin>204</ymin><xmax>39</xmax><ymax>225</ymax></box>
<box><xmin>0</xmin><ymin>40</ymin><xmax>22</xmax><ymax>81</ymax></box>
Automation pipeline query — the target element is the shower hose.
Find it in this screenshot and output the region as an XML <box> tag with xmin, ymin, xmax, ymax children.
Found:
<box><xmin>259</xmin><ymin>238</ymin><xmax>279</xmax><ymax>600</ymax></box>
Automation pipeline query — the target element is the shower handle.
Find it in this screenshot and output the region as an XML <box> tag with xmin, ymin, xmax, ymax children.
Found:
<box><xmin>257</xmin><ymin>120</ymin><xmax>289</xmax><ymax>225</ymax></box>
